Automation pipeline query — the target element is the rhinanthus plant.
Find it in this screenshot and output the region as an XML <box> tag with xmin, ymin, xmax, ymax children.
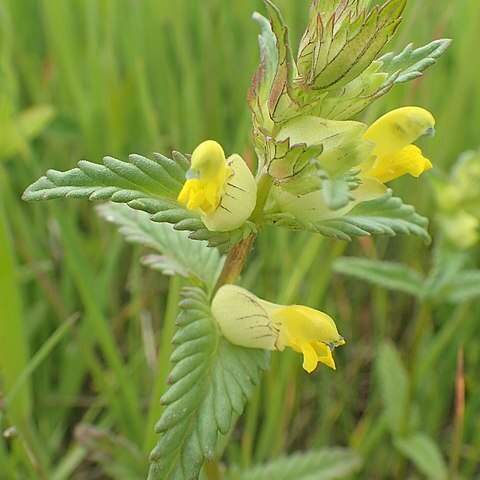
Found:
<box><xmin>23</xmin><ymin>1</ymin><xmax>449</xmax><ymax>478</ymax></box>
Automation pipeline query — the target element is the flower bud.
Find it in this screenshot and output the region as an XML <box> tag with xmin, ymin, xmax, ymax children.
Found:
<box><xmin>211</xmin><ymin>285</ymin><xmax>345</xmax><ymax>373</ymax></box>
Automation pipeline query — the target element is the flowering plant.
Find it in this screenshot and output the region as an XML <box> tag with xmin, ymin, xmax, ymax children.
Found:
<box><xmin>23</xmin><ymin>0</ymin><xmax>449</xmax><ymax>478</ymax></box>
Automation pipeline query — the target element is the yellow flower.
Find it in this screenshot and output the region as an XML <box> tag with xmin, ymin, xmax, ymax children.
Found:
<box><xmin>178</xmin><ymin>140</ymin><xmax>257</xmax><ymax>232</ymax></box>
<box><xmin>211</xmin><ymin>285</ymin><xmax>345</xmax><ymax>373</ymax></box>
<box><xmin>361</xmin><ymin>106</ymin><xmax>435</xmax><ymax>183</ymax></box>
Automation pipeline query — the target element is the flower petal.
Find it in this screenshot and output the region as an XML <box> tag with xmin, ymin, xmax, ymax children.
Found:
<box><xmin>364</xmin><ymin>107</ymin><xmax>435</xmax><ymax>157</ymax></box>
<box><xmin>177</xmin><ymin>140</ymin><xmax>229</xmax><ymax>215</ymax></box>
<box><xmin>314</xmin><ymin>342</ymin><xmax>336</xmax><ymax>370</ymax></box>
<box><xmin>365</xmin><ymin>144</ymin><xmax>432</xmax><ymax>183</ymax></box>
<box><xmin>201</xmin><ymin>154</ymin><xmax>257</xmax><ymax>232</ymax></box>
<box><xmin>300</xmin><ymin>342</ymin><xmax>320</xmax><ymax>373</ymax></box>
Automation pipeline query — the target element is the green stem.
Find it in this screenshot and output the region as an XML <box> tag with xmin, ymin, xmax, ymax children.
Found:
<box><xmin>215</xmin><ymin>233</ymin><xmax>256</xmax><ymax>290</ymax></box>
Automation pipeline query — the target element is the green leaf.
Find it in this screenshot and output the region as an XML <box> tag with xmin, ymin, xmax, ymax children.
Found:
<box><xmin>376</xmin><ymin>342</ymin><xmax>410</xmax><ymax>436</ymax></box>
<box><xmin>313</xmin><ymin>61</ymin><xmax>389</xmax><ymax>121</ymax></box>
<box><xmin>23</xmin><ymin>151</ymin><xmax>187</xmax><ymax>201</ymax></box>
<box><xmin>23</xmin><ymin>151</ymin><xmax>252</xmax><ymax>251</ymax></box>
<box><xmin>248</xmin><ymin>12</ymin><xmax>278</xmax><ymax>167</ymax></box>
<box><xmin>394</xmin><ymin>433</ymin><xmax>448</xmax><ymax>480</ymax></box>
<box><xmin>262</xmin><ymin>0</ymin><xmax>297</xmax><ymax>123</ymax></box>
<box><xmin>320</xmin><ymin>190</ymin><xmax>431</xmax><ymax>242</ymax></box>
<box><xmin>227</xmin><ymin>447</ymin><xmax>361</xmax><ymax>480</ymax></box>
<box><xmin>321</xmin><ymin>172</ymin><xmax>360</xmax><ymax>210</ymax></box>
<box><xmin>315</xmin><ymin>37</ymin><xmax>451</xmax><ymax>120</ymax></box>
<box><xmin>265</xmin><ymin>190</ymin><xmax>430</xmax><ymax>242</ymax></box>
<box><xmin>96</xmin><ymin>203</ymin><xmax>224</xmax><ymax>294</ymax></box>
<box><xmin>305</xmin><ymin>0</ymin><xmax>406</xmax><ymax>91</ymax></box>
<box><xmin>148</xmin><ymin>288</ymin><xmax>270</xmax><ymax>480</ymax></box>
<box><xmin>332</xmin><ymin>257</ymin><xmax>425</xmax><ymax>297</ymax></box>
<box><xmin>378</xmin><ymin>39</ymin><xmax>451</xmax><ymax>85</ymax></box>
<box><xmin>247</xmin><ymin>1</ymin><xmax>298</xmax><ymax>164</ymax></box>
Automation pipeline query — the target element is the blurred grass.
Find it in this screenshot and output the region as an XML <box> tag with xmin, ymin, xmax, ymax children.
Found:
<box><xmin>0</xmin><ymin>0</ymin><xmax>479</xmax><ymax>478</ymax></box>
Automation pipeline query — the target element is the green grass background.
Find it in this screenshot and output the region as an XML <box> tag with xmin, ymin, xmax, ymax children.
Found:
<box><xmin>1</xmin><ymin>0</ymin><xmax>479</xmax><ymax>478</ymax></box>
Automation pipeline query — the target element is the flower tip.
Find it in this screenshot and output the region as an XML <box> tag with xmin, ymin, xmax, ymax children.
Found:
<box><xmin>424</xmin><ymin>126</ymin><xmax>436</xmax><ymax>137</ymax></box>
<box><xmin>303</xmin><ymin>362</ymin><xmax>317</xmax><ymax>374</ymax></box>
<box><xmin>191</xmin><ymin>140</ymin><xmax>225</xmax><ymax>164</ymax></box>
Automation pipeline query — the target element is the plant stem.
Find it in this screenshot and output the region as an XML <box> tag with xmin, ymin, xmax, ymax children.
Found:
<box><xmin>215</xmin><ymin>233</ymin><xmax>256</xmax><ymax>290</ymax></box>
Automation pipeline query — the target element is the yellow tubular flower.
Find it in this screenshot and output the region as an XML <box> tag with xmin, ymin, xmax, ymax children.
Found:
<box><xmin>211</xmin><ymin>285</ymin><xmax>345</xmax><ymax>373</ymax></box>
<box><xmin>361</xmin><ymin>106</ymin><xmax>435</xmax><ymax>183</ymax></box>
<box><xmin>178</xmin><ymin>140</ymin><xmax>230</xmax><ymax>214</ymax></box>
<box><xmin>177</xmin><ymin>140</ymin><xmax>257</xmax><ymax>232</ymax></box>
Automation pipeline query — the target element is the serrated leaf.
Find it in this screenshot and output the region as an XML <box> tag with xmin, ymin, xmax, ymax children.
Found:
<box><xmin>247</xmin><ymin>1</ymin><xmax>299</xmax><ymax>161</ymax></box>
<box><xmin>378</xmin><ymin>38</ymin><xmax>451</xmax><ymax>85</ymax></box>
<box><xmin>320</xmin><ymin>190</ymin><xmax>431</xmax><ymax>242</ymax></box>
<box><xmin>321</xmin><ymin>175</ymin><xmax>359</xmax><ymax>210</ymax></box>
<box><xmin>262</xmin><ymin>0</ymin><xmax>297</xmax><ymax>123</ymax></box>
<box><xmin>333</xmin><ymin>257</ymin><xmax>425</xmax><ymax>297</ymax></box>
<box><xmin>313</xmin><ymin>61</ymin><xmax>389</xmax><ymax>120</ymax></box>
<box><xmin>265</xmin><ymin>189</ymin><xmax>430</xmax><ymax>242</ymax></box>
<box><xmin>148</xmin><ymin>288</ymin><xmax>270</xmax><ymax>480</ymax></box>
<box><xmin>96</xmin><ymin>203</ymin><xmax>224</xmax><ymax>294</ymax></box>
<box><xmin>23</xmin><ymin>151</ymin><xmax>252</xmax><ymax>252</ymax></box>
<box><xmin>376</xmin><ymin>342</ymin><xmax>409</xmax><ymax>436</ymax></box>
<box><xmin>304</xmin><ymin>0</ymin><xmax>405</xmax><ymax>91</ymax></box>
<box><xmin>23</xmin><ymin>152</ymin><xmax>185</xmax><ymax>201</ymax></box>
<box><xmin>227</xmin><ymin>447</ymin><xmax>361</xmax><ymax>480</ymax></box>
<box><xmin>248</xmin><ymin>12</ymin><xmax>277</xmax><ymax>127</ymax></box>
<box><xmin>394</xmin><ymin>433</ymin><xmax>448</xmax><ymax>480</ymax></box>
<box><xmin>248</xmin><ymin>12</ymin><xmax>278</xmax><ymax>167</ymax></box>
<box><xmin>315</xmin><ymin>37</ymin><xmax>451</xmax><ymax>120</ymax></box>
